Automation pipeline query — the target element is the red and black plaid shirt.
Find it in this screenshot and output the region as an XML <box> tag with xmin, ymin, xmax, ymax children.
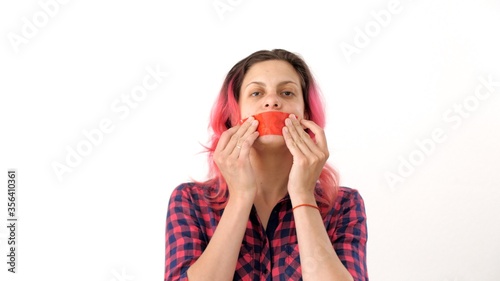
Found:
<box><xmin>165</xmin><ymin>182</ymin><xmax>368</xmax><ymax>281</ymax></box>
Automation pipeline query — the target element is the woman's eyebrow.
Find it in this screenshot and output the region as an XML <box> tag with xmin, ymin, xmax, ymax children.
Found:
<box><xmin>244</xmin><ymin>81</ymin><xmax>265</xmax><ymax>89</ymax></box>
<box><xmin>277</xmin><ymin>81</ymin><xmax>299</xmax><ymax>87</ymax></box>
<box><xmin>244</xmin><ymin>80</ymin><xmax>298</xmax><ymax>89</ymax></box>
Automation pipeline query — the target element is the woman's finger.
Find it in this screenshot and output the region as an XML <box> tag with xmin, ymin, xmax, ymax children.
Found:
<box><xmin>228</xmin><ymin>117</ymin><xmax>258</xmax><ymax>157</ymax></box>
<box><xmin>300</xmin><ymin>118</ymin><xmax>328</xmax><ymax>152</ymax></box>
<box><xmin>229</xmin><ymin>117</ymin><xmax>259</xmax><ymax>158</ymax></box>
<box><xmin>215</xmin><ymin>125</ymin><xmax>239</xmax><ymax>155</ymax></box>
<box><xmin>283</xmin><ymin>125</ymin><xmax>304</xmax><ymax>158</ymax></box>
<box><xmin>285</xmin><ymin>114</ymin><xmax>316</xmax><ymax>155</ymax></box>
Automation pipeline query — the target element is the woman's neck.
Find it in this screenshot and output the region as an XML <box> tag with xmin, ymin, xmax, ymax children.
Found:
<box><xmin>250</xmin><ymin>145</ymin><xmax>292</xmax><ymax>207</ymax></box>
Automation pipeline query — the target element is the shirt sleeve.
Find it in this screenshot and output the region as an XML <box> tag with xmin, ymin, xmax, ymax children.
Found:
<box><xmin>330</xmin><ymin>188</ymin><xmax>369</xmax><ymax>281</ymax></box>
<box><xmin>164</xmin><ymin>184</ymin><xmax>206</xmax><ymax>281</ymax></box>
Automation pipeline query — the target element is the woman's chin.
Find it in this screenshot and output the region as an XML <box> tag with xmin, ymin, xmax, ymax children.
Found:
<box><xmin>254</xmin><ymin>134</ymin><xmax>286</xmax><ymax>148</ymax></box>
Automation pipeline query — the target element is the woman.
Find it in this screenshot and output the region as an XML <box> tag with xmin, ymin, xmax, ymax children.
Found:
<box><xmin>165</xmin><ymin>49</ymin><xmax>368</xmax><ymax>281</ymax></box>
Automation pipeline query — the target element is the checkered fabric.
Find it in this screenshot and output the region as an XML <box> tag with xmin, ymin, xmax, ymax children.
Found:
<box><xmin>165</xmin><ymin>182</ymin><xmax>368</xmax><ymax>281</ymax></box>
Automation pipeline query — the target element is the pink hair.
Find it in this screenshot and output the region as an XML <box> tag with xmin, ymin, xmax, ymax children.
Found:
<box><xmin>199</xmin><ymin>49</ymin><xmax>339</xmax><ymax>211</ymax></box>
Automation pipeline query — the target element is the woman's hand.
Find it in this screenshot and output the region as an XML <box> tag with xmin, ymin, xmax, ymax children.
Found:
<box><xmin>213</xmin><ymin>117</ymin><xmax>260</xmax><ymax>201</ymax></box>
<box><xmin>283</xmin><ymin>114</ymin><xmax>329</xmax><ymax>200</ymax></box>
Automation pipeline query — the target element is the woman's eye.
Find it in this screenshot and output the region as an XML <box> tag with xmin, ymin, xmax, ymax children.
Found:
<box><xmin>251</xmin><ymin>92</ymin><xmax>261</xmax><ymax>97</ymax></box>
<box><xmin>282</xmin><ymin>91</ymin><xmax>294</xmax><ymax>96</ymax></box>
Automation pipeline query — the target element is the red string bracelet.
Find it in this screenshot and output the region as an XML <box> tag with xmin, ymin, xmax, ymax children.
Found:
<box><xmin>292</xmin><ymin>203</ymin><xmax>320</xmax><ymax>212</ymax></box>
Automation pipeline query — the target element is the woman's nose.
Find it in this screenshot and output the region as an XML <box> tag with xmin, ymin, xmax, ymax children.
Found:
<box><xmin>264</xmin><ymin>94</ymin><xmax>281</xmax><ymax>108</ymax></box>
<box><xmin>265</xmin><ymin>102</ymin><xmax>279</xmax><ymax>108</ymax></box>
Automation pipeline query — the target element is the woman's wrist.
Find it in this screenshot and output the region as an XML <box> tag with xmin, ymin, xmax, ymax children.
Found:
<box><xmin>228</xmin><ymin>189</ymin><xmax>256</xmax><ymax>207</ymax></box>
<box><xmin>289</xmin><ymin>191</ymin><xmax>316</xmax><ymax>208</ymax></box>
<box><xmin>292</xmin><ymin>203</ymin><xmax>320</xmax><ymax>212</ymax></box>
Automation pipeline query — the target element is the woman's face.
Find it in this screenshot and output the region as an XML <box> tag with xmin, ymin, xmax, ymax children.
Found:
<box><xmin>239</xmin><ymin>60</ymin><xmax>306</xmax><ymax>120</ymax></box>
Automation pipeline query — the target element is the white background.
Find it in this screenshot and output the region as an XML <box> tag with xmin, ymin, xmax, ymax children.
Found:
<box><xmin>1</xmin><ymin>0</ymin><xmax>499</xmax><ymax>280</ymax></box>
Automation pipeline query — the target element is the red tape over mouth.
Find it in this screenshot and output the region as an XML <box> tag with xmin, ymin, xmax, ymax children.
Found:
<box><xmin>240</xmin><ymin>111</ymin><xmax>291</xmax><ymax>136</ymax></box>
